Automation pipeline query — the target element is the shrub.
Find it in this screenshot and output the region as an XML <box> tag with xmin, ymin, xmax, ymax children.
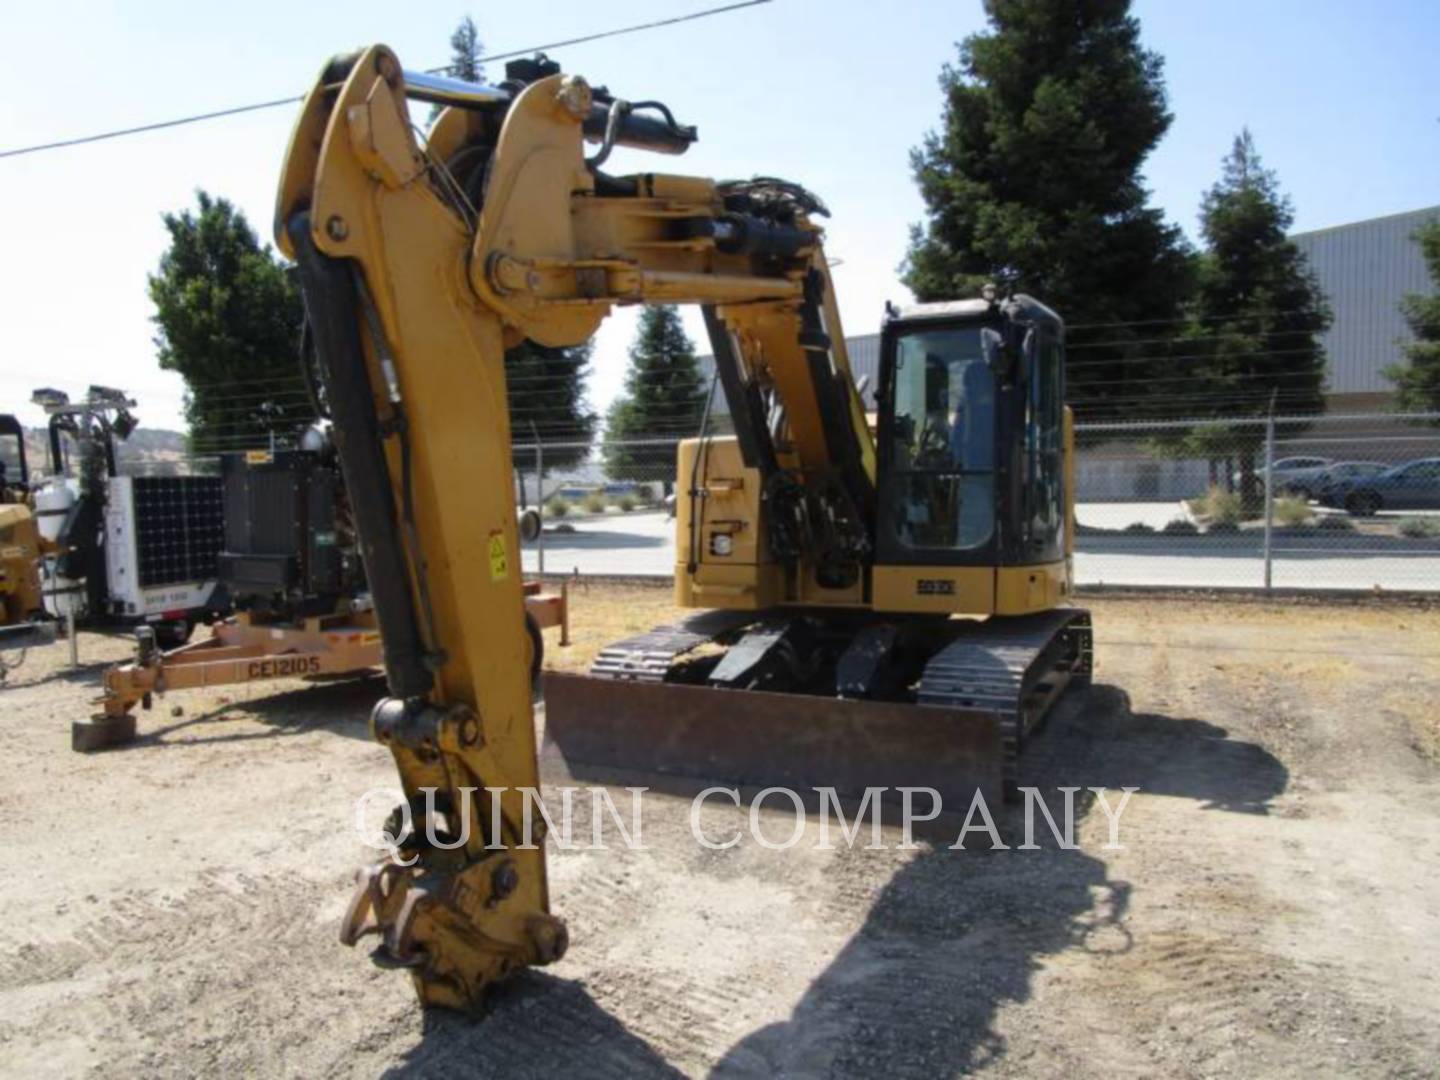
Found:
<box><xmin>1398</xmin><ymin>516</ymin><xmax>1440</xmax><ymax>539</ymax></box>
<box><xmin>1273</xmin><ymin>495</ymin><xmax>1314</xmax><ymax>528</ymax></box>
<box><xmin>1199</xmin><ymin>485</ymin><xmax>1243</xmax><ymax>525</ymax></box>
<box><xmin>545</xmin><ymin>497</ymin><xmax>570</xmax><ymax>519</ymax></box>
<box><xmin>1317</xmin><ymin>515</ymin><xmax>1356</xmax><ymax>533</ymax></box>
<box><xmin>1162</xmin><ymin>518</ymin><xmax>1199</xmax><ymax>535</ymax></box>
<box><xmin>1123</xmin><ymin>522</ymin><xmax>1155</xmax><ymax>534</ymax></box>
<box><xmin>617</xmin><ymin>494</ymin><xmax>638</xmax><ymax>513</ymax></box>
<box><xmin>1205</xmin><ymin>521</ymin><xmax>1240</xmax><ymax>535</ymax></box>
<box><xmin>582</xmin><ymin>493</ymin><xmax>608</xmax><ymax>514</ymax></box>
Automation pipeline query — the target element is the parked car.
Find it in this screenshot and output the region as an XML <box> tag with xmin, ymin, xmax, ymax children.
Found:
<box><xmin>1318</xmin><ymin>458</ymin><xmax>1440</xmax><ymax>516</ymax></box>
<box><xmin>1233</xmin><ymin>456</ymin><xmax>1332</xmax><ymax>496</ymax></box>
<box><xmin>1310</xmin><ymin>461</ymin><xmax>1387</xmax><ymax>500</ymax></box>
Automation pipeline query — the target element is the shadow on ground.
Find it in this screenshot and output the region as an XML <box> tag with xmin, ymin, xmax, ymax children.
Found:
<box><xmin>132</xmin><ymin>673</ymin><xmax>385</xmax><ymax>746</ymax></box>
<box><xmin>531</xmin><ymin>527</ymin><xmax>668</xmax><ymax>549</ymax></box>
<box><xmin>708</xmin><ymin>683</ymin><xmax>1287</xmax><ymax>1076</ymax></box>
<box><xmin>383</xmin><ymin>973</ymin><xmax>686</xmax><ymax>1078</ymax></box>
<box><xmin>379</xmin><ymin>682</ymin><xmax>1288</xmax><ymax>1077</ymax></box>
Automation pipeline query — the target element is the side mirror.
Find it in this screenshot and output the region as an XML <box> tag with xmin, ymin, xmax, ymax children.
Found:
<box><xmin>982</xmin><ymin>327</ymin><xmax>1013</xmax><ymax>379</ymax></box>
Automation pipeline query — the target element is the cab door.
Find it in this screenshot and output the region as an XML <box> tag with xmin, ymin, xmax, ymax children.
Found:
<box><xmin>874</xmin><ymin>319</ymin><xmax>1000</xmax><ymax>568</ymax></box>
<box><xmin>1014</xmin><ymin>327</ymin><xmax>1065</xmax><ymax>566</ymax></box>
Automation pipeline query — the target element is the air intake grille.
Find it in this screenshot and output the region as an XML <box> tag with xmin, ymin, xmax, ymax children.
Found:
<box><xmin>132</xmin><ymin>477</ymin><xmax>224</xmax><ymax>588</ymax></box>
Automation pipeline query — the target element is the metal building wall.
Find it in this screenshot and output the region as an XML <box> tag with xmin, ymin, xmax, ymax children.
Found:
<box><xmin>697</xmin><ymin>333</ymin><xmax>882</xmax><ymax>417</ymax></box>
<box><xmin>1291</xmin><ymin>206</ymin><xmax>1438</xmax><ymax>396</ymax></box>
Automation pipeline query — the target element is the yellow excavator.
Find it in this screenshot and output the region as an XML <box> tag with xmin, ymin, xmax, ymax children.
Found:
<box><xmin>276</xmin><ymin>46</ymin><xmax>1090</xmax><ymax>1010</ymax></box>
<box><xmin>0</xmin><ymin>414</ymin><xmax>46</xmax><ymax>642</ymax></box>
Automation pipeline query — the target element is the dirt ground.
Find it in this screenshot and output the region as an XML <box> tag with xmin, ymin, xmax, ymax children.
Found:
<box><xmin>2</xmin><ymin>586</ymin><xmax>1438</xmax><ymax>1078</ymax></box>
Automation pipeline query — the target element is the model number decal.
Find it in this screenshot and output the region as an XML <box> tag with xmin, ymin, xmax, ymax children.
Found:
<box><xmin>247</xmin><ymin>657</ymin><xmax>322</xmax><ymax>678</ymax></box>
<box><xmin>916</xmin><ymin>579</ymin><xmax>956</xmax><ymax>596</ymax></box>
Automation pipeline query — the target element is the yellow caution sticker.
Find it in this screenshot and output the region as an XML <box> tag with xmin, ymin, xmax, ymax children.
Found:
<box><xmin>487</xmin><ymin>530</ymin><xmax>509</xmax><ymax>582</ymax></box>
<box><xmin>245</xmin><ymin>449</ymin><xmax>273</xmax><ymax>464</ymax></box>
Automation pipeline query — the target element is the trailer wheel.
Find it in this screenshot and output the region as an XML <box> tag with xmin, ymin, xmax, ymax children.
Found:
<box><xmin>519</xmin><ymin>507</ymin><xmax>542</xmax><ymax>543</ymax></box>
<box><xmin>525</xmin><ymin>610</ymin><xmax>544</xmax><ymax>686</ymax></box>
<box><xmin>153</xmin><ymin>619</ymin><xmax>193</xmax><ymax>650</ymax></box>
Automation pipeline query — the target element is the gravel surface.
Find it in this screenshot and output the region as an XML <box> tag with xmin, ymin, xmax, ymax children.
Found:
<box><xmin>1</xmin><ymin>592</ymin><xmax>1437</xmax><ymax>1078</ymax></box>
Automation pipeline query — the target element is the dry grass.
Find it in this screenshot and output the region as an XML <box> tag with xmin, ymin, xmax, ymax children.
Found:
<box><xmin>545</xmin><ymin>579</ymin><xmax>682</xmax><ymax>674</ymax></box>
<box><xmin>1274</xmin><ymin>494</ymin><xmax>1316</xmax><ymax>527</ymax></box>
<box><xmin>542</xmin><ymin>582</ymin><xmax>1440</xmax><ymax>758</ymax></box>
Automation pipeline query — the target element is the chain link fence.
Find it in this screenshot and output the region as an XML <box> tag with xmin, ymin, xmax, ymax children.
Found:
<box><xmin>1074</xmin><ymin>412</ymin><xmax>1440</xmax><ymax>591</ymax></box>
<box><xmin>123</xmin><ymin>414</ymin><xmax>1440</xmax><ymax>592</ymax></box>
<box><xmin>511</xmin><ymin>414</ymin><xmax>1440</xmax><ymax>592</ymax></box>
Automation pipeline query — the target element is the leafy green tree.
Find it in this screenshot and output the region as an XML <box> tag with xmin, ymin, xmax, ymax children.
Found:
<box><xmin>1178</xmin><ymin>130</ymin><xmax>1330</xmax><ymax>504</ymax></box>
<box><xmin>903</xmin><ymin>0</ymin><xmax>1194</xmax><ymax>419</ymax></box>
<box><xmin>602</xmin><ymin>307</ymin><xmax>707</xmax><ymax>492</ymax></box>
<box><xmin>148</xmin><ymin>191</ymin><xmax>306</xmax><ymax>451</ymax></box>
<box><xmin>507</xmin><ymin>340</ymin><xmax>598</xmax><ymax>473</ymax></box>
<box><xmin>1385</xmin><ymin>219</ymin><xmax>1440</xmax><ymax>414</ymax></box>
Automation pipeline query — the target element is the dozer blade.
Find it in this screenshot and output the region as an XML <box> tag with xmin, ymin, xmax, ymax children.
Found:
<box><xmin>542</xmin><ymin>672</ymin><xmax>1004</xmax><ymax>813</ymax></box>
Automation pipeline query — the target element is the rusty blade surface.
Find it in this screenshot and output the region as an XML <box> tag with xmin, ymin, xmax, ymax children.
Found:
<box><xmin>541</xmin><ymin>672</ymin><xmax>1004</xmax><ymax>813</ymax></box>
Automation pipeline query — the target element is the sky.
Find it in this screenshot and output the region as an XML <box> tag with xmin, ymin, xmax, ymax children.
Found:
<box><xmin>1</xmin><ymin>0</ymin><xmax>1436</xmax><ymax>434</ymax></box>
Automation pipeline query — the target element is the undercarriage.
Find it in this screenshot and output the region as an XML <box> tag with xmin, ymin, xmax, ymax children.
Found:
<box><xmin>544</xmin><ymin>608</ymin><xmax>1092</xmax><ymax>810</ymax></box>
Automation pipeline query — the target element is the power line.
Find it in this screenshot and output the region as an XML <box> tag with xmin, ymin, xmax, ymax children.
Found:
<box><xmin>428</xmin><ymin>1</ymin><xmax>772</xmax><ymax>71</ymax></box>
<box><xmin>0</xmin><ymin>97</ymin><xmax>305</xmax><ymax>160</ymax></box>
<box><xmin>0</xmin><ymin>1</ymin><xmax>773</xmax><ymax>161</ymax></box>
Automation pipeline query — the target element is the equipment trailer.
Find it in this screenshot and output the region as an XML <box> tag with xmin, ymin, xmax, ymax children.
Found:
<box><xmin>80</xmin><ymin>581</ymin><xmax>568</xmax><ymax>751</ymax></box>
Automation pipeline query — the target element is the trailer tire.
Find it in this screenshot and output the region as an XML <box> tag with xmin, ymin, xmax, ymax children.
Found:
<box><xmin>519</xmin><ymin>507</ymin><xmax>542</xmax><ymax>543</ymax></box>
<box><xmin>525</xmin><ymin>610</ymin><xmax>544</xmax><ymax>687</ymax></box>
<box><xmin>154</xmin><ymin>619</ymin><xmax>193</xmax><ymax>650</ymax></box>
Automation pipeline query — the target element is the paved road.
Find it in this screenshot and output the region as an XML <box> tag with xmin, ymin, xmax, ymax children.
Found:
<box><xmin>522</xmin><ymin>508</ymin><xmax>1440</xmax><ymax>592</ymax></box>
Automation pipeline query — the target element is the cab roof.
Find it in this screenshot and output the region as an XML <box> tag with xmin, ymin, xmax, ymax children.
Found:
<box><xmin>889</xmin><ymin>294</ymin><xmax>1063</xmax><ymax>330</ymax></box>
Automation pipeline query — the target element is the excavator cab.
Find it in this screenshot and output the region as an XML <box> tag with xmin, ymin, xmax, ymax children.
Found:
<box><xmin>0</xmin><ymin>414</ymin><xmax>46</xmax><ymax>636</ymax></box>
<box><xmin>0</xmin><ymin>414</ymin><xmax>29</xmax><ymax>503</ymax></box>
<box><xmin>873</xmin><ymin>297</ymin><xmax>1071</xmax><ymax>616</ymax></box>
<box><xmin>548</xmin><ymin>293</ymin><xmax>1090</xmax><ymax>806</ymax></box>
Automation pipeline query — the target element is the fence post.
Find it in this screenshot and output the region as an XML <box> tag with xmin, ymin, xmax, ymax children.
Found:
<box><xmin>1262</xmin><ymin>414</ymin><xmax>1276</xmax><ymax>590</ymax></box>
<box><xmin>533</xmin><ymin>430</ymin><xmax>545</xmax><ymax>580</ymax></box>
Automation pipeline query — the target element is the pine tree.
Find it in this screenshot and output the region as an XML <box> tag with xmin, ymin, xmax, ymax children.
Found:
<box><xmin>1182</xmin><ymin>130</ymin><xmax>1331</xmax><ymax>502</ymax></box>
<box><xmin>602</xmin><ymin>307</ymin><xmax>707</xmax><ymax>492</ymax></box>
<box><xmin>903</xmin><ymin>0</ymin><xmax>1194</xmax><ymax>419</ymax></box>
<box><xmin>430</xmin><ymin>17</ymin><xmax>485</xmax><ymax>124</ymax></box>
<box><xmin>148</xmin><ymin>191</ymin><xmax>306</xmax><ymax>451</ymax></box>
<box><xmin>1385</xmin><ymin>219</ymin><xmax>1440</xmax><ymax>415</ymax></box>
<box><xmin>448</xmin><ymin>16</ymin><xmax>484</xmax><ymax>82</ymax></box>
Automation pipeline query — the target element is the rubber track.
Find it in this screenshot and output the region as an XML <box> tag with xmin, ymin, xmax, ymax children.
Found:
<box><xmin>588</xmin><ymin>611</ymin><xmax>751</xmax><ymax>682</ymax></box>
<box><xmin>918</xmin><ymin>609</ymin><xmax>1093</xmax><ymax>791</ymax></box>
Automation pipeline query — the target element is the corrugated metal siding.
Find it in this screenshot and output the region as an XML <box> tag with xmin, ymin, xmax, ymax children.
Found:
<box><xmin>697</xmin><ymin>332</ymin><xmax>882</xmax><ymax>416</ymax></box>
<box><xmin>843</xmin><ymin>333</ymin><xmax>881</xmax><ymax>392</ymax></box>
<box><xmin>1292</xmin><ymin>206</ymin><xmax>1438</xmax><ymax>394</ymax></box>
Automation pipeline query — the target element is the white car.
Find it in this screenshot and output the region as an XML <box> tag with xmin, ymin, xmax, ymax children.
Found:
<box><xmin>1234</xmin><ymin>456</ymin><xmax>1332</xmax><ymax>497</ymax></box>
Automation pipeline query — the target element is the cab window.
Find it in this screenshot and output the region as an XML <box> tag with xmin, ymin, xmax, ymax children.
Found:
<box><xmin>886</xmin><ymin>327</ymin><xmax>995</xmax><ymax>551</ymax></box>
<box><xmin>1023</xmin><ymin>333</ymin><xmax>1064</xmax><ymax>557</ymax></box>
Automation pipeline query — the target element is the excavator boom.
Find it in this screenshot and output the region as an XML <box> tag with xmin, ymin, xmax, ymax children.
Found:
<box><xmin>276</xmin><ymin>46</ymin><xmax>883</xmax><ymax>1008</ymax></box>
